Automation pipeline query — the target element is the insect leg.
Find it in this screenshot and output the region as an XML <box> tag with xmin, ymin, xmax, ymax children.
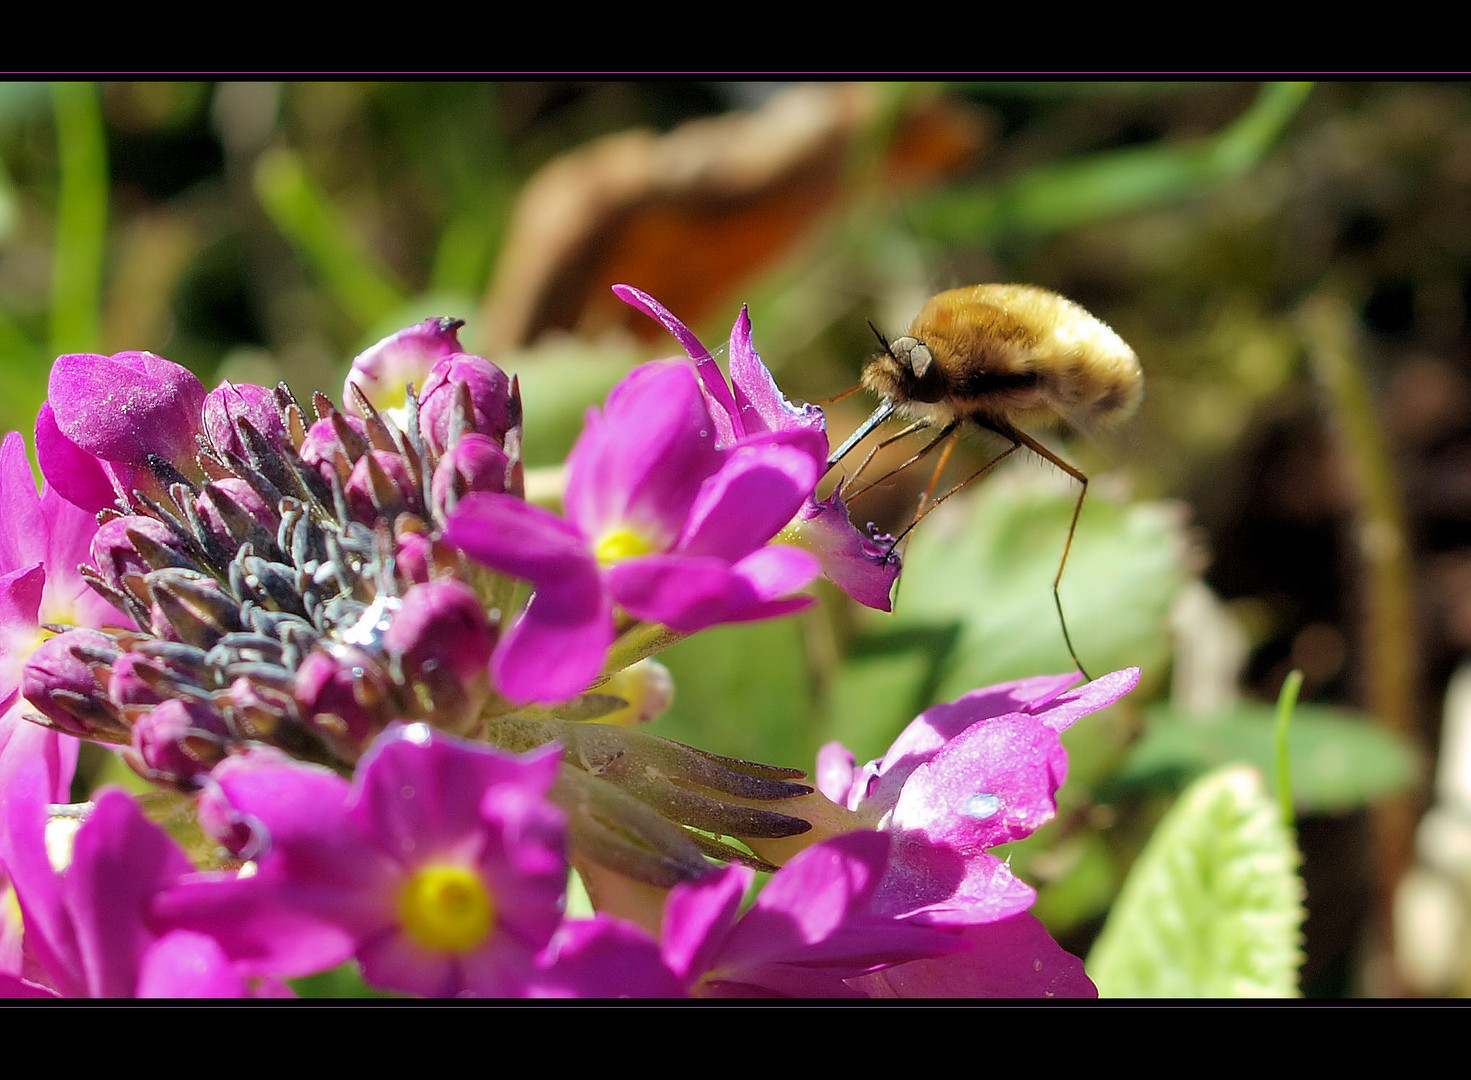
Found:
<box><xmin>885</xmin><ymin>436</ymin><xmax>1022</xmax><ymax>550</ymax></box>
<box><xmin>845</xmin><ymin>419</ymin><xmax>959</xmax><ymax>504</ymax></box>
<box><xmin>843</xmin><ymin>417</ymin><xmax>934</xmax><ymax>491</ymax></box>
<box><xmin>992</xmin><ymin>421</ymin><xmax>1092</xmax><ymax>681</ymax></box>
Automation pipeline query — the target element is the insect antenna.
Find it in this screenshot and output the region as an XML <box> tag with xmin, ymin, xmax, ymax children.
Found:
<box><xmin>865</xmin><ymin>319</ymin><xmax>890</xmax><ymax>352</ymax></box>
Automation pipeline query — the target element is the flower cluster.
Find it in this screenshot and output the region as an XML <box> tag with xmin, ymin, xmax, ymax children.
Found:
<box><xmin>0</xmin><ymin>288</ymin><xmax>1137</xmax><ymax>997</ymax></box>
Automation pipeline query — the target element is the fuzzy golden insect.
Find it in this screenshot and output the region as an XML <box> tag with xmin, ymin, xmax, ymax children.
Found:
<box><xmin>829</xmin><ymin>284</ymin><xmax>1143</xmax><ymax>677</ymax></box>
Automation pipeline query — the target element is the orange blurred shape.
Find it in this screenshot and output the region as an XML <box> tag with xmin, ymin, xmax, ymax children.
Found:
<box><xmin>479</xmin><ymin>84</ymin><xmax>989</xmax><ymax>353</ymax></box>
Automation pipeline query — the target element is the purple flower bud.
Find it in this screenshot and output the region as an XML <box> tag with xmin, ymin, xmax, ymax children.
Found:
<box><xmin>299</xmin><ymin>415</ymin><xmax>367</xmax><ymax>485</ymax></box>
<box><xmin>196</xmin><ymin>478</ymin><xmax>278</xmax><ymax>547</ymax></box>
<box><xmin>90</xmin><ymin>515</ymin><xmax>191</xmax><ymax>593</ymax></box>
<box><xmin>22</xmin><ymin>628</ymin><xmax>121</xmax><ymax>737</ymax></box>
<box><xmin>345</xmin><ymin>449</ymin><xmax>422</xmax><ymax>524</ymax></box>
<box><xmin>48</xmin><ymin>350</ymin><xmax>207</xmax><ymax>466</ymax></box>
<box><xmin>394</xmin><ymin>531</ymin><xmax>435</xmax><ymax>585</ymax></box>
<box><xmin>107</xmin><ymin>651</ymin><xmax>169</xmax><ymax>708</ymax></box>
<box><xmin>202</xmin><ymin>380</ymin><xmax>288</xmax><ymax>462</ymax></box>
<box><xmin>295</xmin><ymin>649</ymin><xmax>379</xmax><ymax>753</ymax></box>
<box><xmin>131</xmin><ymin>698</ymin><xmax>231</xmax><ymax>784</ymax></box>
<box><xmin>383</xmin><ymin>579</ymin><xmax>495</xmax><ymax>731</ymax></box>
<box><xmin>418</xmin><ymin>353</ymin><xmax>514</xmax><ymax>457</ymax></box>
<box><xmin>346</xmin><ymin>318</ymin><xmax>466</xmax><ymax>416</ymax></box>
<box><xmin>430</xmin><ymin>433</ymin><xmax>510</xmax><ymax>521</ymax></box>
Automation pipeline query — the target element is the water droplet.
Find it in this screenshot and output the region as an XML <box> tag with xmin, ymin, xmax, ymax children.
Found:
<box><xmin>402</xmin><ymin>722</ymin><xmax>431</xmax><ymax>745</ymax></box>
<box><xmin>963</xmin><ymin>792</ymin><xmax>1001</xmax><ymax>819</ymax></box>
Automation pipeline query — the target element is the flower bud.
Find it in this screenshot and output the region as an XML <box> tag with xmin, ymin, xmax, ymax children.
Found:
<box><xmin>299</xmin><ymin>414</ymin><xmax>367</xmax><ymax>485</ymax></box>
<box><xmin>196</xmin><ymin>478</ymin><xmax>279</xmax><ymax>548</ymax></box>
<box><xmin>295</xmin><ymin>648</ymin><xmax>381</xmax><ymax>754</ymax></box>
<box><xmin>430</xmin><ymin>433</ymin><xmax>510</xmax><ymax>521</ymax></box>
<box><xmin>418</xmin><ymin>353</ymin><xmax>514</xmax><ymax>457</ymax></box>
<box><xmin>131</xmin><ymin>698</ymin><xmax>232</xmax><ymax>785</ymax></box>
<box><xmin>597</xmin><ymin>658</ymin><xmax>675</xmax><ymax>727</ymax></box>
<box><xmin>22</xmin><ymin>629</ymin><xmax>125</xmax><ymax>738</ymax></box>
<box><xmin>48</xmin><ymin>350</ymin><xmax>207</xmax><ymax>467</ymax></box>
<box><xmin>383</xmin><ymin>579</ymin><xmax>495</xmax><ymax>733</ymax></box>
<box><xmin>203</xmin><ymin>380</ymin><xmax>289</xmax><ymax>462</ymax></box>
<box><xmin>346</xmin><ymin>317</ymin><xmax>465</xmax><ymax>416</ymax></box>
<box><xmin>90</xmin><ymin>515</ymin><xmax>193</xmax><ymax>593</ymax></box>
<box><xmin>107</xmin><ymin>651</ymin><xmax>170</xmax><ymax>708</ymax></box>
<box><xmin>346</xmin><ymin>449</ymin><xmax>422</xmax><ymax>524</ymax></box>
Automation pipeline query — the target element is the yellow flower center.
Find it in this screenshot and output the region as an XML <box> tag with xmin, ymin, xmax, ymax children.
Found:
<box><xmin>398</xmin><ymin>864</ymin><xmax>495</xmax><ymax>953</ymax></box>
<box><xmin>595</xmin><ymin>527</ymin><xmax>655</xmax><ymax>565</ymax></box>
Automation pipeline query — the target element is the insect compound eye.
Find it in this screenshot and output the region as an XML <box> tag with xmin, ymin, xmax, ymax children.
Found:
<box><xmin>890</xmin><ymin>337</ymin><xmax>945</xmax><ymax>403</ymax></box>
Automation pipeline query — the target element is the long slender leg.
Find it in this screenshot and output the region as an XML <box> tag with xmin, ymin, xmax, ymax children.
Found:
<box><xmin>845</xmin><ymin>419</ymin><xmax>960</xmax><ymax>504</ymax></box>
<box><xmin>992</xmin><ymin>421</ymin><xmax>1092</xmax><ymax>681</ymax></box>
<box><xmin>843</xmin><ymin>417</ymin><xmax>933</xmax><ymax>492</ymax></box>
<box><xmin>887</xmin><ymin>438</ymin><xmax>1022</xmax><ymax>548</ymax></box>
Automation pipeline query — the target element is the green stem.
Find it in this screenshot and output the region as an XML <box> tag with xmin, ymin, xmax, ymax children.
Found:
<box><xmin>1273</xmin><ymin>668</ymin><xmax>1303</xmax><ymax>830</ymax></box>
<box><xmin>49</xmin><ymin>81</ymin><xmax>108</xmax><ymax>355</ymax></box>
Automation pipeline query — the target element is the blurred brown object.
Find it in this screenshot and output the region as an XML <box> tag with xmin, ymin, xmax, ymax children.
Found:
<box><xmin>478</xmin><ymin>83</ymin><xmax>989</xmax><ymax>353</ymax></box>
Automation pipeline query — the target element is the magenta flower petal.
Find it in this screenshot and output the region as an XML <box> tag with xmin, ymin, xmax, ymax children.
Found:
<box><xmin>675</xmin><ymin>440</ymin><xmax>820</xmax><ymax>561</ymax></box>
<box><xmin>564</xmin><ymin>362</ymin><xmax>723</xmax><ymax>544</ymax></box>
<box><xmin>34</xmin><ymin>402</ymin><xmax>123</xmax><ymax>514</ymax></box>
<box><xmin>531</xmin><ymin>916</ymin><xmax>684</xmax><ymax>998</ymax></box>
<box><xmin>611</xmin><ymin>285</ymin><xmax>739</xmax><ymax>443</ymax></box>
<box><xmin>447</xmin><ymin>493</ymin><xmax>593</xmax><ymax>584</ymax></box>
<box><xmin>785</xmin><ymin>490</ymin><xmax>899</xmax><ymax>612</ymax></box>
<box><xmin>727</xmin><ymin>304</ymin><xmax>827</xmax><ymax>451</ymax></box>
<box><xmin>850</xmin><ymin>913</ymin><xmax>1096</xmax><ymax>998</ymax></box>
<box><xmin>48</xmin><ymin>350</ymin><xmax>206</xmax><ymax>466</ymax></box>
<box><xmin>659</xmin><ymin>863</ymin><xmax>748</xmax><ymax>984</ymax></box>
<box><xmin>876</xmin><ymin>841</ymin><xmax>1039</xmax><ymax>925</ymax></box>
<box><xmin>608</xmin><ymin>549</ymin><xmax>817</xmax><ymax>632</ymax></box>
<box><xmin>446</xmin><ymin>494</ymin><xmax>612</xmax><ymax>705</ymax></box>
<box><xmin>136</xmin><ymin>930</ymin><xmax>254</xmax><ymax>998</ymax></box>
<box><xmin>889</xmin><ymin>713</ymin><xmax>1068</xmax><ymax>853</ymax></box>
<box><xmin>664</xmin><ymin>832</ymin><xmax>963</xmax><ymax>997</ymax></box>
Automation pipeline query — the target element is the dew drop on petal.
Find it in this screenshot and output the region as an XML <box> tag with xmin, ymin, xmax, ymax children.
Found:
<box><xmin>402</xmin><ymin>722</ymin><xmax>432</xmax><ymax>745</ymax></box>
<box><xmin>963</xmin><ymin>792</ymin><xmax>1001</xmax><ymax>820</ymax></box>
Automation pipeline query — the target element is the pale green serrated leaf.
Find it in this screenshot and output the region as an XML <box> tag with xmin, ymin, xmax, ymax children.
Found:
<box><xmin>1088</xmin><ymin>765</ymin><xmax>1305</xmax><ymax>998</ymax></box>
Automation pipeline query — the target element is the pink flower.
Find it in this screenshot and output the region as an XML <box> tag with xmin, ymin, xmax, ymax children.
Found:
<box><xmin>615</xmin><ymin>285</ymin><xmax>901</xmax><ymax>611</ymax></box>
<box><xmin>447</xmin><ymin>360</ymin><xmax>821</xmax><ymax>705</ymax></box>
<box><xmin>821</xmin><ymin>668</ymin><xmax>1139</xmax><ymax>928</ymax></box>
<box><xmin>156</xmin><ymin>726</ymin><xmax>570</xmax><ymax>997</ymax></box>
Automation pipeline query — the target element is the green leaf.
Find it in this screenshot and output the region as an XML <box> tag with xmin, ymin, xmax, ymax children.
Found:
<box><xmin>1088</xmin><ymin>766</ymin><xmax>1305</xmax><ymax>997</ymax></box>
<box><xmin>1119</xmin><ymin>702</ymin><xmax>1417</xmax><ymax>814</ymax></box>
<box><xmin>828</xmin><ymin>472</ymin><xmax>1183</xmax><ymax>741</ymax></box>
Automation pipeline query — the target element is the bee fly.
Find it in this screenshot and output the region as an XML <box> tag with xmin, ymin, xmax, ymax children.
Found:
<box><xmin>828</xmin><ymin>284</ymin><xmax>1143</xmax><ymax>678</ymax></box>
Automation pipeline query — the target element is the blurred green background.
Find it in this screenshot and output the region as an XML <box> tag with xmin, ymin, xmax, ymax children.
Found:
<box><xmin>6</xmin><ymin>80</ymin><xmax>1469</xmax><ymax>996</ymax></box>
